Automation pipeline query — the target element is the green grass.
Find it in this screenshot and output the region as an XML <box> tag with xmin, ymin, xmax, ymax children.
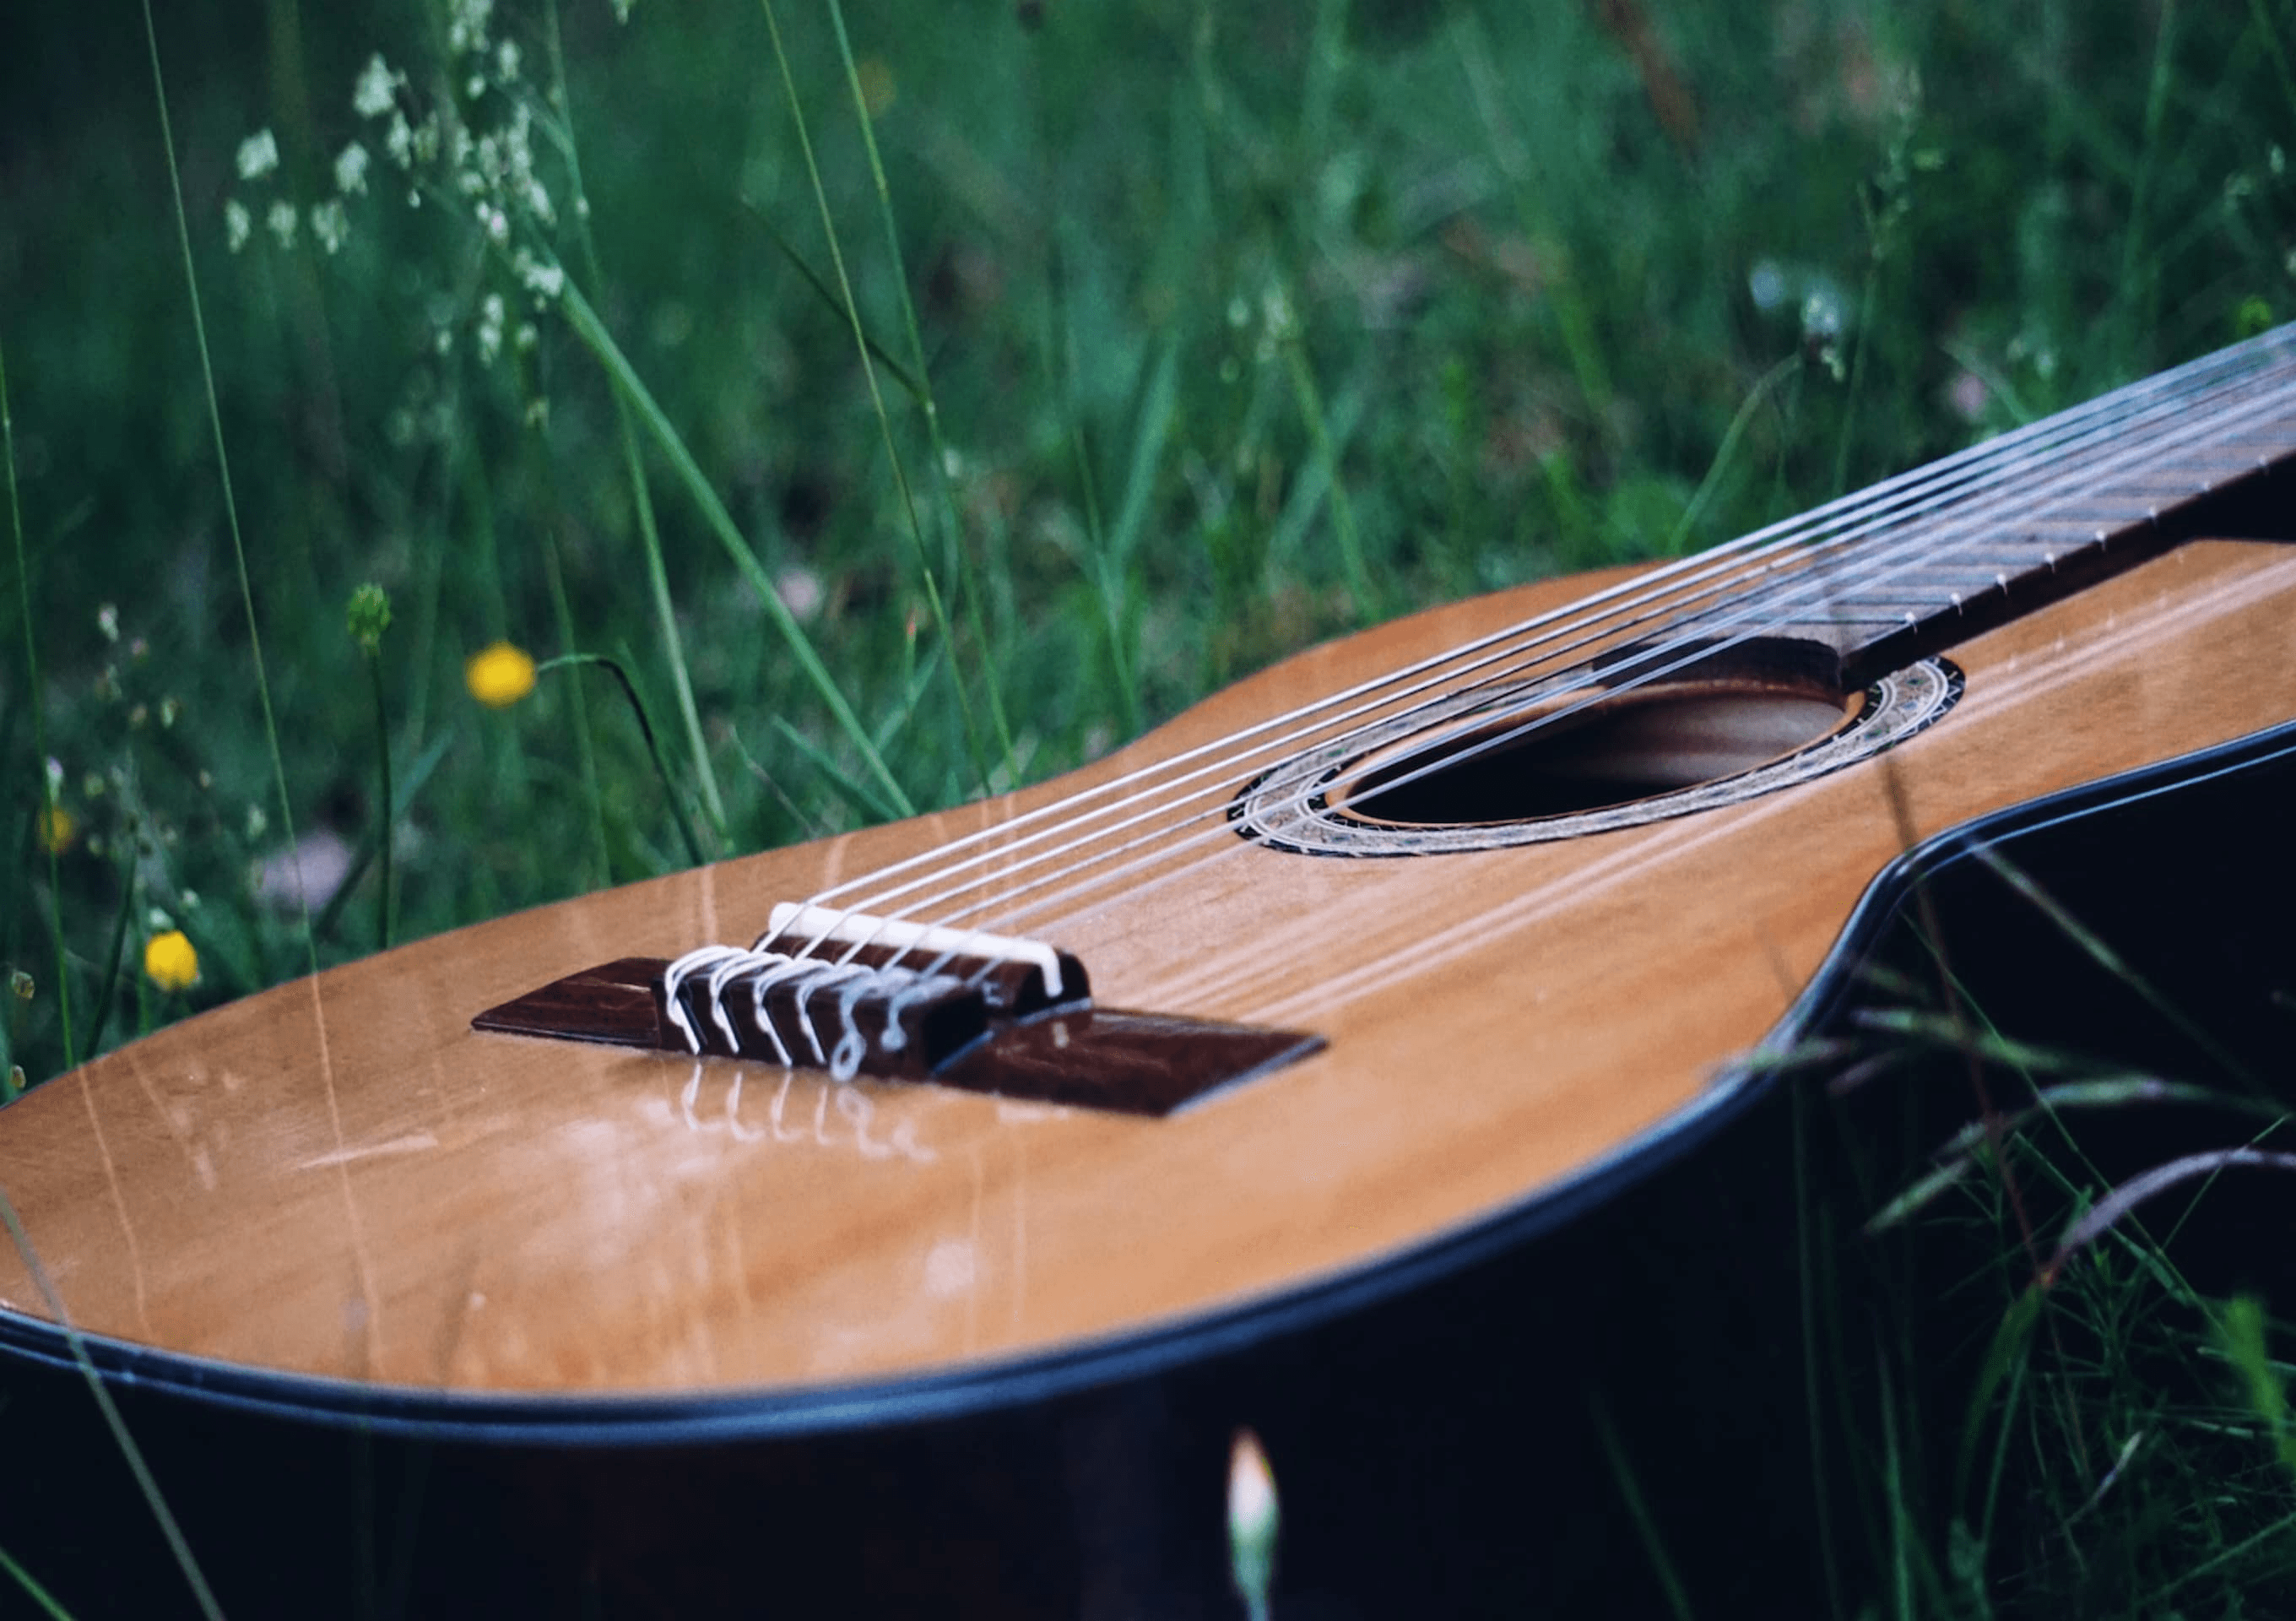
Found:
<box><xmin>3</xmin><ymin>0</ymin><xmax>2295</xmax><ymax>1611</ymax></box>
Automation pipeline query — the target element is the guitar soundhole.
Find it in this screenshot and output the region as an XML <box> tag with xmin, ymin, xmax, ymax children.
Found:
<box><xmin>1230</xmin><ymin>654</ymin><xmax>1963</xmax><ymax>857</ymax></box>
<box><xmin>1332</xmin><ymin>684</ymin><xmax>1855</xmax><ymax>827</ymax></box>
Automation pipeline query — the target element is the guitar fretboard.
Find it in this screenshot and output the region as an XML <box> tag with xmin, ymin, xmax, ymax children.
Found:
<box><xmin>1662</xmin><ymin>333</ymin><xmax>2296</xmax><ymax>685</ymax></box>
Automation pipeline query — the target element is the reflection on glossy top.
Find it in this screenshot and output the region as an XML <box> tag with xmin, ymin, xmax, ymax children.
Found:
<box><xmin>0</xmin><ymin>544</ymin><xmax>2289</xmax><ymax>1401</ymax></box>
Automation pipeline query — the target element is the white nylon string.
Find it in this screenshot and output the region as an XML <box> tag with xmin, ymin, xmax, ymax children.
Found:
<box><xmin>734</xmin><ymin>326</ymin><xmax>2294</xmax><ymax>1002</ymax></box>
<box><xmin>755</xmin><ymin>332</ymin><xmax>2296</xmax><ymax>985</ymax></box>
<box><xmin>773</xmin><ymin>328</ymin><xmax>2277</xmax><ymax>939</ymax></box>
<box><xmin>952</xmin><ymin>371</ymin><xmax>2296</xmax><ymax>955</ymax></box>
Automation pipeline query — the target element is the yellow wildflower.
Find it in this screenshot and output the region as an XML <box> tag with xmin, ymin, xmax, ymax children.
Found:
<box><xmin>35</xmin><ymin>805</ymin><xmax>75</xmax><ymax>855</ymax></box>
<box><xmin>144</xmin><ymin>930</ymin><xmax>199</xmax><ymax>994</ymax></box>
<box><xmin>464</xmin><ymin>641</ymin><xmax>536</xmax><ymax>707</ymax></box>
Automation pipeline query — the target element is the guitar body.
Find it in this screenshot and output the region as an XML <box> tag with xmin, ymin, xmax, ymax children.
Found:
<box><xmin>3</xmin><ymin>532</ymin><xmax>2294</xmax><ymax>1615</ymax></box>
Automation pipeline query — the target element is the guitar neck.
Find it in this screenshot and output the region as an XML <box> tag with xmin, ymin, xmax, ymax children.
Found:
<box><xmin>1660</xmin><ymin>332</ymin><xmax>2296</xmax><ymax>688</ymax></box>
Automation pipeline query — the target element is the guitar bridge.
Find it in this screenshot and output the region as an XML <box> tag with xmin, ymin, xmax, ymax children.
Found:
<box><xmin>470</xmin><ymin>911</ymin><xmax>1323</xmax><ymax>1117</ymax></box>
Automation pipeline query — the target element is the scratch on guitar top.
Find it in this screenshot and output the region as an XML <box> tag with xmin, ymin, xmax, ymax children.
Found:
<box><xmin>305</xmin><ymin>976</ymin><xmax>384</xmax><ymax>1374</ymax></box>
<box><xmin>295</xmin><ymin>1131</ymin><xmax>441</xmax><ymax>1170</ymax></box>
<box><xmin>75</xmin><ymin>1068</ymin><xmax>153</xmax><ymax>1342</ymax></box>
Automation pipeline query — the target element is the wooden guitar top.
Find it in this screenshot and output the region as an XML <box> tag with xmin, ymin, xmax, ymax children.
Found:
<box><xmin>0</xmin><ymin>539</ymin><xmax>2292</xmax><ymax>1411</ymax></box>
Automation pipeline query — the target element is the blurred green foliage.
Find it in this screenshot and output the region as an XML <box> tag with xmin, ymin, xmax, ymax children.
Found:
<box><xmin>0</xmin><ymin>0</ymin><xmax>2290</xmax><ymax>1075</ymax></box>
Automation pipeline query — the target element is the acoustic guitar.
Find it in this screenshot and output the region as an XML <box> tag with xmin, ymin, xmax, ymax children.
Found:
<box><xmin>1</xmin><ymin>327</ymin><xmax>2292</xmax><ymax>1618</ymax></box>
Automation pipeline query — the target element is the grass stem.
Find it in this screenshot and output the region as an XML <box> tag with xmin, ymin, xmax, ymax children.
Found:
<box><xmin>536</xmin><ymin>653</ymin><xmax>705</xmax><ymax>868</ymax></box>
<box><xmin>76</xmin><ymin>847</ymin><xmax>136</xmax><ymax>1060</ymax></box>
<box><xmin>763</xmin><ymin>0</ymin><xmax>994</xmax><ymax>793</ymax></box>
<box><xmin>544</xmin><ymin>0</ymin><xmax>728</xmax><ymax>836</ymax></box>
<box><xmin>367</xmin><ymin>654</ymin><xmax>393</xmax><ymax>948</ymax></box>
<box><xmin>555</xmin><ymin>280</ymin><xmax>913</xmax><ymax>817</ymax></box>
<box><xmin>0</xmin><ymin>338</ymin><xmax>71</xmax><ymax>1075</ymax></box>
<box><xmin>143</xmin><ymin>0</ymin><xmax>315</xmax><ymax>982</ymax></box>
<box><xmin>0</xmin><ymin>1180</ymin><xmax>221</xmax><ymax>1618</ymax></box>
<box><xmin>1282</xmin><ymin>335</ymin><xmax>1377</xmax><ymax>621</ymax></box>
<box><xmin>0</xmin><ymin>1540</ymin><xmax>75</xmax><ymax>1621</ymax></box>
<box><xmin>821</xmin><ymin>0</ymin><xmax>1017</xmax><ymax>782</ymax></box>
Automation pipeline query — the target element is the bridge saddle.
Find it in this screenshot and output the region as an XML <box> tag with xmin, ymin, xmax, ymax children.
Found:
<box><xmin>472</xmin><ymin>907</ymin><xmax>1322</xmax><ymax>1117</ymax></box>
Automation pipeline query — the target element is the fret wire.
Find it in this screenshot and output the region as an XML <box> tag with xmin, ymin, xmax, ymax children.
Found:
<box><xmin>745</xmin><ymin>328</ymin><xmax>2296</xmax><ymax>979</ymax></box>
<box><xmin>936</xmin><ymin>361</ymin><xmax>2296</xmax><ymax>952</ymax></box>
<box><xmin>817</xmin><ymin>330</ymin><xmax>2287</xmax><ymax>959</ymax></box>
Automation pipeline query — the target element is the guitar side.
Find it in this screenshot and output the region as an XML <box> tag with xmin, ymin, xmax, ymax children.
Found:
<box><xmin>1</xmin><ymin>539</ymin><xmax>2292</xmax><ymax>1419</ymax></box>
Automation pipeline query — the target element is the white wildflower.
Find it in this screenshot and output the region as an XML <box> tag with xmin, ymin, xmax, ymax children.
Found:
<box><xmin>266</xmin><ymin>199</ymin><xmax>299</xmax><ymax>248</ymax></box>
<box><xmin>236</xmin><ymin>128</ymin><xmax>280</xmax><ymax>182</ymax></box>
<box><xmin>385</xmin><ymin>112</ymin><xmax>414</xmax><ymax>169</ymax></box>
<box><xmin>467</xmin><ymin>74</ymin><xmax>487</xmax><ymax>101</ymax></box>
<box><xmin>447</xmin><ymin>0</ymin><xmax>493</xmax><ymax>54</ymax></box>
<box><xmin>1800</xmin><ymin>288</ymin><xmax>1843</xmax><ymax>340</ymax></box>
<box><xmin>513</xmin><ymin>321</ymin><xmax>539</xmax><ymax>352</ymax></box>
<box><xmin>353</xmin><ymin>53</ymin><xmax>398</xmax><ymax>119</ymax></box>
<box><xmin>476</xmin><ymin>202</ymin><xmax>509</xmax><ymax>243</ymax></box>
<box><xmin>224</xmin><ymin>198</ymin><xmax>252</xmax><ymax>253</ymax></box>
<box><xmin>503</xmin><ymin>102</ymin><xmax>533</xmax><ymax>176</ymax></box>
<box><xmin>334</xmin><ymin>141</ymin><xmax>371</xmax><ymax>196</ymax></box>
<box><xmin>97</xmin><ymin>604</ymin><xmax>119</xmax><ymax>642</ymax></box>
<box><xmin>413</xmin><ymin>117</ymin><xmax>441</xmax><ymax>166</ymax></box>
<box><xmin>513</xmin><ymin>250</ymin><xmax>565</xmax><ymax>302</ymax></box>
<box><xmin>311</xmin><ymin>200</ymin><xmax>350</xmax><ymax>255</ymax></box>
<box><xmin>478</xmin><ymin>292</ymin><xmax>506</xmax><ymax>364</ymax></box>
<box><xmin>523</xmin><ymin>178</ymin><xmax>555</xmax><ymax>224</ymax></box>
<box><xmin>611</xmin><ymin>0</ymin><xmax>635</xmax><ymax>21</ymax></box>
<box><xmin>496</xmin><ymin>41</ymin><xmax>522</xmax><ymax>83</ymax></box>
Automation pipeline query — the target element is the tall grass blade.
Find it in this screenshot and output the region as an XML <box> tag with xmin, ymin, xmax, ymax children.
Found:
<box><xmin>1954</xmin><ymin>1284</ymin><xmax>2042</xmax><ymax>1511</ymax></box>
<box><xmin>1282</xmin><ymin>327</ymin><xmax>1375</xmax><ymax>620</ymax></box>
<box><xmin>2251</xmin><ymin>0</ymin><xmax>2296</xmax><ymax>125</ymax></box>
<box><xmin>2048</xmin><ymin>1149</ymin><xmax>2296</xmax><ymax>1281</ymax></box>
<box><xmin>0</xmin><ymin>1181</ymin><xmax>222</xmax><ymax>1618</ymax></box>
<box><xmin>556</xmin><ymin>281</ymin><xmax>914</xmax><ymax>818</ymax></box>
<box><xmin>0</xmin><ymin>1540</ymin><xmax>75</xmax><ymax>1621</ymax></box>
<box><xmin>2217</xmin><ymin>1294</ymin><xmax>2296</xmax><ymax>1483</ymax></box>
<box><xmin>1974</xmin><ymin>846</ymin><xmax>2255</xmax><ymax>1085</ymax></box>
<box><xmin>536</xmin><ymin>653</ymin><xmax>705</xmax><ymax>868</ymax></box>
<box><xmin>0</xmin><ymin>337</ymin><xmax>70</xmax><ymax>1073</ymax></box>
<box><xmin>1588</xmin><ymin>1389</ymin><xmax>1696</xmax><ymax>1621</ymax></box>
<box><xmin>1791</xmin><ymin>1085</ymin><xmax>1848</xmax><ymax>1621</ymax></box>
<box><xmin>142</xmin><ymin>0</ymin><xmax>314</xmax><ymax>983</ymax></box>
<box><xmin>761</xmin><ymin>0</ymin><xmax>993</xmax><ymax>791</ymax></box>
<box><xmin>312</xmin><ymin>731</ymin><xmax>458</xmax><ymax>943</ymax></box>
<box><xmin>772</xmin><ymin>714</ymin><xmax>903</xmax><ymax>826</ymax></box>
<box><xmin>539</xmin><ymin>515</ymin><xmax>611</xmax><ymax>891</ymax></box>
<box><xmin>76</xmin><ymin>847</ymin><xmax>137</xmax><ymax>1060</ymax></box>
<box><xmin>544</xmin><ymin>0</ymin><xmax>728</xmax><ymax>836</ymax></box>
<box><xmin>741</xmin><ymin>204</ymin><xmax>924</xmax><ymax>400</ymax></box>
<box><xmin>2119</xmin><ymin>0</ymin><xmax>2180</xmax><ymax>367</ymax></box>
<box><xmin>820</xmin><ymin>0</ymin><xmax>1016</xmax><ymax>780</ymax></box>
<box><xmin>1107</xmin><ymin>342</ymin><xmax>1180</xmax><ymax>574</ymax></box>
<box><xmin>1664</xmin><ymin>354</ymin><xmax>1801</xmax><ymax>555</ymax></box>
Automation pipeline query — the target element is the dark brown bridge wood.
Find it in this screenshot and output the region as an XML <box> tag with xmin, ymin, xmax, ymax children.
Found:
<box><xmin>472</xmin><ymin>954</ymin><xmax>1324</xmax><ymax>1117</ymax></box>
